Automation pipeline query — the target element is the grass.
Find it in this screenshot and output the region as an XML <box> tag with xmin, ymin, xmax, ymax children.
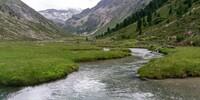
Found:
<box><xmin>0</xmin><ymin>41</ymin><xmax>131</xmax><ymax>86</ymax></box>
<box><xmin>94</xmin><ymin>39</ymin><xmax>136</xmax><ymax>48</ymax></box>
<box><xmin>138</xmin><ymin>47</ymin><xmax>200</xmax><ymax>79</ymax></box>
<box><xmin>71</xmin><ymin>50</ymin><xmax>130</xmax><ymax>62</ymax></box>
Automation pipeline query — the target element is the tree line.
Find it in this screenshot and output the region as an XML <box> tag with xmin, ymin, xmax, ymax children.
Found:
<box><xmin>96</xmin><ymin>0</ymin><xmax>196</xmax><ymax>38</ymax></box>
<box><xmin>96</xmin><ymin>0</ymin><xmax>168</xmax><ymax>38</ymax></box>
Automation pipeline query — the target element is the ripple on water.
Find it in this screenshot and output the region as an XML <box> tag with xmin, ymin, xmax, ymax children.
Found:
<box><xmin>7</xmin><ymin>87</ymin><xmax>52</xmax><ymax>100</ymax></box>
<box><xmin>73</xmin><ymin>77</ymin><xmax>106</xmax><ymax>93</ymax></box>
<box><xmin>132</xmin><ymin>92</ymin><xmax>154</xmax><ymax>100</ymax></box>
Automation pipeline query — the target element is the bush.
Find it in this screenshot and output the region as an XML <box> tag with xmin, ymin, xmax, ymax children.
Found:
<box><xmin>191</xmin><ymin>36</ymin><xmax>200</xmax><ymax>46</ymax></box>
<box><xmin>176</xmin><ymin>34</ymin><xmax>187</xmax><ymax>42</ymax></box>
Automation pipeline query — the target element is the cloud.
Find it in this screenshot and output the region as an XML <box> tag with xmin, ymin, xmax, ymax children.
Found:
<box><xmin>21</xmin><ymin>0</ymin><xmax>101</xmax><ymax>11</ymax></box>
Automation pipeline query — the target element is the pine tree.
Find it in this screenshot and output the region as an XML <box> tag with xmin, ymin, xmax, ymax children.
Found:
<box><xmin>136</xmin><ymin>18</ymin><xmax>142</xmax><ymax>35</ymax></box>
<box><xmin>168</xmin><ymin>5</ymin><xmax>173</xmax><ymax>16</ymax></box>
<box><xmin>107</xmin><ymin>27</ymin><xmax>111</xmax><ymax>33</ymax></box>
<box><xmin>185</xmin><ymin>0</ymin><xmax>193</xmax><ymax>7</ymax></box>
<box><xmin>147</xmin><ymin>13</ymin><xmax>152</xmax><ymax>26</ymax></box>
<box><xmin>176</xmin><ymin>2</ymin><xmax>184</xmax><ymax>18</ymax></box>
<box><xmin>142</xmin><ymin>17</ymin><xmax>147</xmax><ymax>27</ymax></box>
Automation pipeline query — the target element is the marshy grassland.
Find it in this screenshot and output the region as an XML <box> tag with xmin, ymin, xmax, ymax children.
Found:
<box><xmin>138</xmin><ymin>47</ymin><xmax>200</xmax><ymax>79</ymax></box>
<box><xmin>1</xmin><ymin>37</ymin><xmax>200</xmax><ymax>87</ymax></box>
<box><xmin>0</xmin><ymin>40</ymin><xmax>131</xmax><ymax>86</ymax></box>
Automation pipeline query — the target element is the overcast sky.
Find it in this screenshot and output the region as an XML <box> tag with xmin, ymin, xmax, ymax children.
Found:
<box><xmin>21</xmin><ymin>0</ymin><xmax>101</xmax><ymax>11</ymax></box>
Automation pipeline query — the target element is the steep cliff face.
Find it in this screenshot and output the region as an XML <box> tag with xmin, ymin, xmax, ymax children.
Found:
<box><xmin>64</xmin><ymin>0</ymin><xmax>151</xmax><ymax>35</ymax></box>
<box><xmin>39</xmin><ymin>9</ymin><xmax>81</xmax><ymax>25</ymax></box>
<box><xmin>0</xmin><ymin>0</ymin><xmax>65</xmax><ymax>40</ymax></box>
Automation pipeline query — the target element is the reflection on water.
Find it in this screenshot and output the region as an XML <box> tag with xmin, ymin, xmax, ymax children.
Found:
<box><xmin>0</xmin><ymin>48</ymin><xmax>200</xmax><ymax>100</ymax></box>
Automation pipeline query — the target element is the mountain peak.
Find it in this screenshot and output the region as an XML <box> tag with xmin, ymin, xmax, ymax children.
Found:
<box><xmin>39</xmin><ymin>8</ymin><xmax>82</xmax><ymax>25</ymax></box>
<box><xmin>64</xmin><ymin>0</ymin><xmax>151</xmax><ymax>34</ymax></box>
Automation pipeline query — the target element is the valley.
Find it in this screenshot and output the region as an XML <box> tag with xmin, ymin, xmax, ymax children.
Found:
<box><xmin>0</xmin><ymin>0</ymin><xmax>200</xmax><ymax>99</ymax></box>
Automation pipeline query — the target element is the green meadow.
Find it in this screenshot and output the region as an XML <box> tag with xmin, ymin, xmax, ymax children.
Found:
<box><xmin>0</xmin><ymin>41</ymin><xmax>130</xmax><ymax>86</ymax></box>
<box><xmin>138</xmin><ymin>47</ymin><xmax>200</xmax><ymax>79</ymax></box>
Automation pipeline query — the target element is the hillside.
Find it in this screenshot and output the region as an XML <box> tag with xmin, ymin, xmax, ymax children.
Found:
<box><xmin>39</xmin><ymin>9</ymin><xmax>82</xmax><ymax>26</ymax></box>
<box><xmin>64</xmin><ymin>0</ymin><xmax>151</xmax><ymax>35</ymax></box>
<box><xmin>99</xmin><ymin>0</ymin><xmax>200</xmax><ymax>47</ymax></box>
<box><xmin>0</xmin><ymin>0</ymin><xmax>65</xmax><ymax>40</ymax></box>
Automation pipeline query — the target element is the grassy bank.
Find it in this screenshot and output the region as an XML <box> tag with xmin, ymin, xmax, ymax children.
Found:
<box><xmin>0</xmin><ymin>42</ymin><xmax>130</xmax><ymax>86</ymax></box>
<box><xmin>138</xmin><ymin>47</ymin><xmax>200</xmax><ymax>79</ymax></box>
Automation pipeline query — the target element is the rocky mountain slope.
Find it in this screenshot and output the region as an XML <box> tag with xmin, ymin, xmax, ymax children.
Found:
<box><xmin>0</xmin><ymin>0</ymin><xmax>65</xmax><ymax>40</ymax></box>
<box><xmin>39</xmin><ymin>9</ymin><xmax>81</xmax><ymax>25</ymax></box>
<box><xmin>99</xmin><ymin>0</ymin><xmax>200</xmax><ymax>46</ymax></box>
<box><xmin>64</xmin><ymin>0</ymin><xmax>151</xmax><ymax>35</ymax></box>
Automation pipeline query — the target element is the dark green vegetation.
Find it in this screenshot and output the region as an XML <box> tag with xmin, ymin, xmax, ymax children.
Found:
<box><xmin>0</xmin><ymin>41</ymin><xmax>130</xmax><ymax>86</ymax></box>
<box><xmin>138</xmin><ymin>47</ymin><xmax>200</xmax><ymax>79</ymax></box>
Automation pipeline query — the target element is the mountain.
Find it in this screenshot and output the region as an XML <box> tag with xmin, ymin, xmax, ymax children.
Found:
<box><xmin>64</xmin><ymin>0</ymin><xmax>151</xmax><ymax>35</ymax></box>
<box><xmin>39</xmin><ymin>9</ymin><xmax>82</xmax><ymax>25</ymax></box>
<box><xmin>0</xmin><ymin>0</ymin><xmax>65</xmax><ymax>40</ymax></box>
<box><xmin>99</xmin><ymin>0</ymin><xmax>200</xmax><ymax>46</ymax></box>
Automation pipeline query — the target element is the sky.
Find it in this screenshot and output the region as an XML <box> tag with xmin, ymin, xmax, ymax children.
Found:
<box><xmin>21</xmin><ymin>0</ymin><xmax>101</xmax><ymax>11</ymax></box>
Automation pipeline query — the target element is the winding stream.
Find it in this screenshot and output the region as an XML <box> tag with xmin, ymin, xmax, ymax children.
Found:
<box><xmin>1</xmin><ymin>48</ymin><xmax>200</xmax><ymax>100</ymax></box>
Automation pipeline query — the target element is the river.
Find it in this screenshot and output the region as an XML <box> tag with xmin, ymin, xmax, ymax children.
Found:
<box><xmin>0</xmin><ymin>48</ymin><xmax>200</xmax><ymax>100</ymax></box>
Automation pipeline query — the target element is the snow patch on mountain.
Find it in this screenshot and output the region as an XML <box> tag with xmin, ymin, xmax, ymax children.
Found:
<box><xmin>39</xmin><ymin>8</ymin><xmax>82</xmax><ymax>25</ymax></box>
